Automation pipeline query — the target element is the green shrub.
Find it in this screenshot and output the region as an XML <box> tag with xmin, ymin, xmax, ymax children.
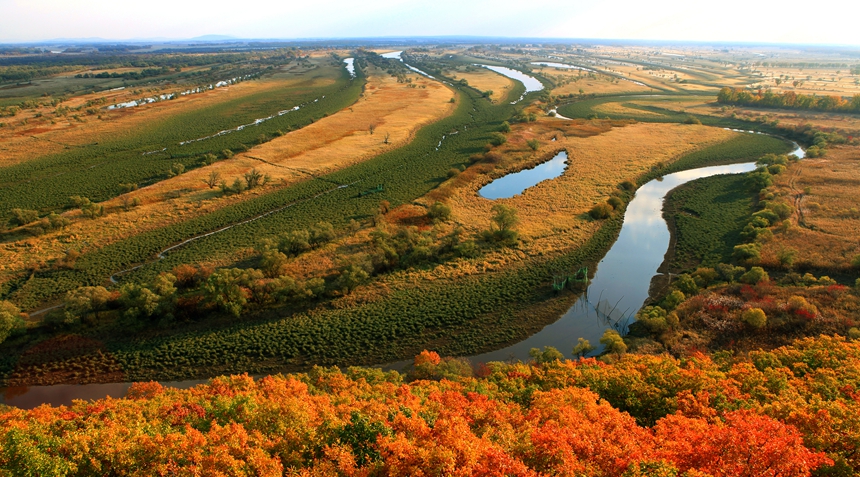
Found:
<box><xmin>572</xmin><ymin>338</ymin><xmax>595</xmax><ymax>358</ymax></box>
<box><xmin>607</xmin><ymin>197</ymin><xmax>624</xmax><ymax>210</ymax></box>
<box><xmin>674</xmin><ymin>274</ymin><xmax>699</xmax><ymax>295</ymax></box>
<box><xmin>752</xmin><ymin>209</ymin><xmax>779</xmax><ymax>226</ymax></box>
<box><xmin>740</xmin><ymin>266</ymin><xmax>769</xmax><ymax>284</ymax></box>
<box><xmin>589</xmin><ymin>203</ymin><xmax>613</xmax><ymax>220</ymax></box>
<box><xmin>733</xmin><ymin>243</ymin><xmax>761</xmax><ymax>264</ymax></box>
<box><xmin>716</xmin><ymin>263</ymin><xmax>746</xmax><ymax>283</ymax></box>
<box><xmin>637</xmin><ymin>306</ymin><xmax>669</xmax><ymax>334</ymax></box>
<box><xmin>692</xmin><ymin>268</ymin><xmax>718</xmax><ymax>287</ymax></box>
<box><xmin>620</xmin><ymin>180</ymin><xmax>636</xmax><ymax>191</ymax></box>
<box><xmin>742</xmin><ymin>307</ymin><xmax>767</xmax><ymax>329</ymax></box>
<box><xmin>8</xmin><ymin>208</ymin><xmax>39</xmax><ymax>226</ymax></box>
<box><xmin>660</xmin><ymin>290</ymin><xmax>686</xmax><ymax>311</ymax></box>
<box><xmin>529</xmin><ymin>346</ymin><xmax>563</xmax><ymax>364</ymax></box>
<box><xmin>600</xmin><ymin>329</ymin><xmax>627</xmax><ymax>356</ymax></box>
<box><xmin>767</xmin><ymin>202</ymin><xmax>793</xmax><ymax>220</ymax></box>
<box><xmin>428</xmin><ymin>202</ymin><xmax>452</xmax><ymax>222</ymax></box>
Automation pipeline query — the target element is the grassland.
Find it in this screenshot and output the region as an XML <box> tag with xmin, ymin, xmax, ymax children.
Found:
<box><xmin>0</xmin><ymin>69</ymin><xmax>331</xmax><ymax>168</ymax></box>
<box><xmin>662</xmin><ymin>173</ymin><xmax>757</xmax><ymax>272</ymax></box>
<box><xmin>0</xmin><ymin>67</ymin><xmax>455</xmax><ymax>291</ymax></box>
<box><xmin>445</xmin><ymin>121</ymin><xmax>737</xmax><ymax>256</ymax></box>
<box><xmin>759</xmin><ymin>145</ymin><xmax>860</xmax><ymax>274</ymax></box>
<box><xmin>0</xmin><ymin>121</ymin><xmax>792</xmax><ymax>385</ymax></box>
<box><xmin>530</xmin><ymin>64</ymin><xmax>652</xmax><ymax>96</ymax></box>
<box><xmin>0</xmin><ymin>44</ymin><xmax>832</xmax><ymax>388</ymax></box>
<box><xmin>448</xmin><ymin>66</ymin><xmax>516</xmax><ymax>103</ymax></box>
<box><xmin>0</xmin><ymin>65</ymin><xmax>362</xmax><ymax>218</ymax></box>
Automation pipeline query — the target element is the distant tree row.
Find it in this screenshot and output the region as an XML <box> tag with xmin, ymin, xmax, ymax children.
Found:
<box><xmin>717</xmin><ymin>87</ymin><xmax>860</xmax><ymax>113</ymax></box>
<box><xmin>74</xmin><ymin>66</ymin><xmax>170</xmax><ymax>80</ymax></box>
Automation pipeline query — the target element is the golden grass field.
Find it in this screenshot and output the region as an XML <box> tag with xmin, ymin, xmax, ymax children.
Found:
<box><xmin>442</xmin><ymin>120</ymin><xmax>736</xmax><ymax>258</ymax></box>
<box><xmin>536</xmin><ymin>67</ymin><xmax>652</xmax><ymax>96</ymax></box>
<box><xmin>0</xmin><ymin>66</ymin><xmax>340</xmax><ymax>168</ymax></box>
<box><xmin>448</xmin><ymin>67</ymin><xmax>516</xmax><ymax>103</ymax></box>
<box><xmin>0</xmin><ymin>67</ymin><xmax>456</xmax><ymax>288</ymax></box>
<box><xmin>760</xmin><ymin>145</ymin><xmax>860</xmax><ymax>272</ymax></box>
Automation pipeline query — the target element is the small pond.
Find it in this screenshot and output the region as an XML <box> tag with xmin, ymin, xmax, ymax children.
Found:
<box><xmin>478</xmin><ymin>151</ymin><xmax>568</xmax><ymax>199</ymax></box>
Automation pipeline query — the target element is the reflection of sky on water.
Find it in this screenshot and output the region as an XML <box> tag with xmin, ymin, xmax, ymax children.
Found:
<box><xmin>472</xmin><ymin>162</ymin><xmax>756</xmax><ymax>364</ymax></box>
<box><xmin>479</xmin><ymin>151</ymin><xmax>568</xmax><ymax>199</ymax></box>
<box><xmin>478</xmin><ymin>65</ymin><xmax>544</xmax><ymax>93</ymax></box>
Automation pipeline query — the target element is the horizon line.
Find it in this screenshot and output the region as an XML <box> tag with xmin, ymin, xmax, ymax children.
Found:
<box><xmin>1</xmin><ymin>35</ymin><xmax>859</xmax><ymax>50</ymax></box>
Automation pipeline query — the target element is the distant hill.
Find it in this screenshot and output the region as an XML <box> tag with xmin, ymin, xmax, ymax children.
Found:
<box><xmin>188</xmin><ymin>35</ymin><xmax>238</xmax><ymax>42</ymax></box>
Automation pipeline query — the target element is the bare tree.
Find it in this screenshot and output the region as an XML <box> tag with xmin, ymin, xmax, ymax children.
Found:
<box><xmin>383</xmin><ymin>132</ymin><xmax>390</xmax><ymax>144</ymax></box>
<box><xmin>204</xmin><ymin>171</ymin><xmax>221</xmax><ymax>189</ymax></box>
<box><xmin>368</xmin><ymin>123</ymin><xmax>377</xmax><ymax>135</ymax></box>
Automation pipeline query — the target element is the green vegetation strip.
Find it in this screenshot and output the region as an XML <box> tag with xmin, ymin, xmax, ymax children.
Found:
<box><xmin>663</xmin><ymin>174</ymin><xmax>758</xmax><ymax>272</ymax></box>
<box><xmin>0</xmin><ymin>67</ymin><xmax>363</xmax><ymax>216</ymax></box>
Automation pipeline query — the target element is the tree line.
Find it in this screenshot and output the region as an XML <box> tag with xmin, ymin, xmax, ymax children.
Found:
<box><xmin>717</xmin><ymin>87</ymin><xmax>860</xmax><ymax>113</ymax></box>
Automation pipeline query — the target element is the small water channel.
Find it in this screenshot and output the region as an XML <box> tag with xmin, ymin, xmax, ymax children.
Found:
<box><xmin>381</xmin><ymin>51</ymin><xmax>436</xmax><ymax>79</ymax></box>
<box><xmin>479</xmin><ymin>151</ymin><xmax>568</xmax><ymax>199</ymax></box>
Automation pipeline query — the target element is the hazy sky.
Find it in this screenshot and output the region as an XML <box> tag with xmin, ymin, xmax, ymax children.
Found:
<box><xmin>1</xmin><ymin>0</ymin><xmax>858</xmax><ymax>45</ymax></box>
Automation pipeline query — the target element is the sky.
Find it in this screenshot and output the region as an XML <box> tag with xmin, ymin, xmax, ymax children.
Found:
<box><xmin>1</xmin><ymin>0</ymin><xmax>858</xmax><ymax>46</ymax></box>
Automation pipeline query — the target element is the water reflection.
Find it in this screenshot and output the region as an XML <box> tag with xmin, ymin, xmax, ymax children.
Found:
<box><xmin>476</xmin><ymin>65</ymin><xmax>543</xmax><ymax>103</ymax></box>
<box><xmin>471</xmin><ymin>162</ymin><xmax>757</xmax><ymax>363</ymax></box>
<box><xmin>479</xmin><ymin>151</ymin><xmax>568</xmax><ymax>199</ymax></box>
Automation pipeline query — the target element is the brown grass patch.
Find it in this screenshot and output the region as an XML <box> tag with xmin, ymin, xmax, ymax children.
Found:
<box><xmin>450</xmin><ymin>68</ymin><xmax>516</xmax><ymax>103</ymax></box>
<box><xmin>760</xmin><ymin>145</ymin><xmax>860</xmax><ymax>272</ymax></box>
<box><xmin>442</xmin><ymin>120</ymin><xmax>736</xmax><ymax>256</ymax></box>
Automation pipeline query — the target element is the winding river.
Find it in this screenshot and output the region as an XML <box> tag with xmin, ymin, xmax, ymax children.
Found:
<box><xmin>0</xmin><ymin>126</ymin><xmax>803</xmax><ymax>409</ymax></box>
